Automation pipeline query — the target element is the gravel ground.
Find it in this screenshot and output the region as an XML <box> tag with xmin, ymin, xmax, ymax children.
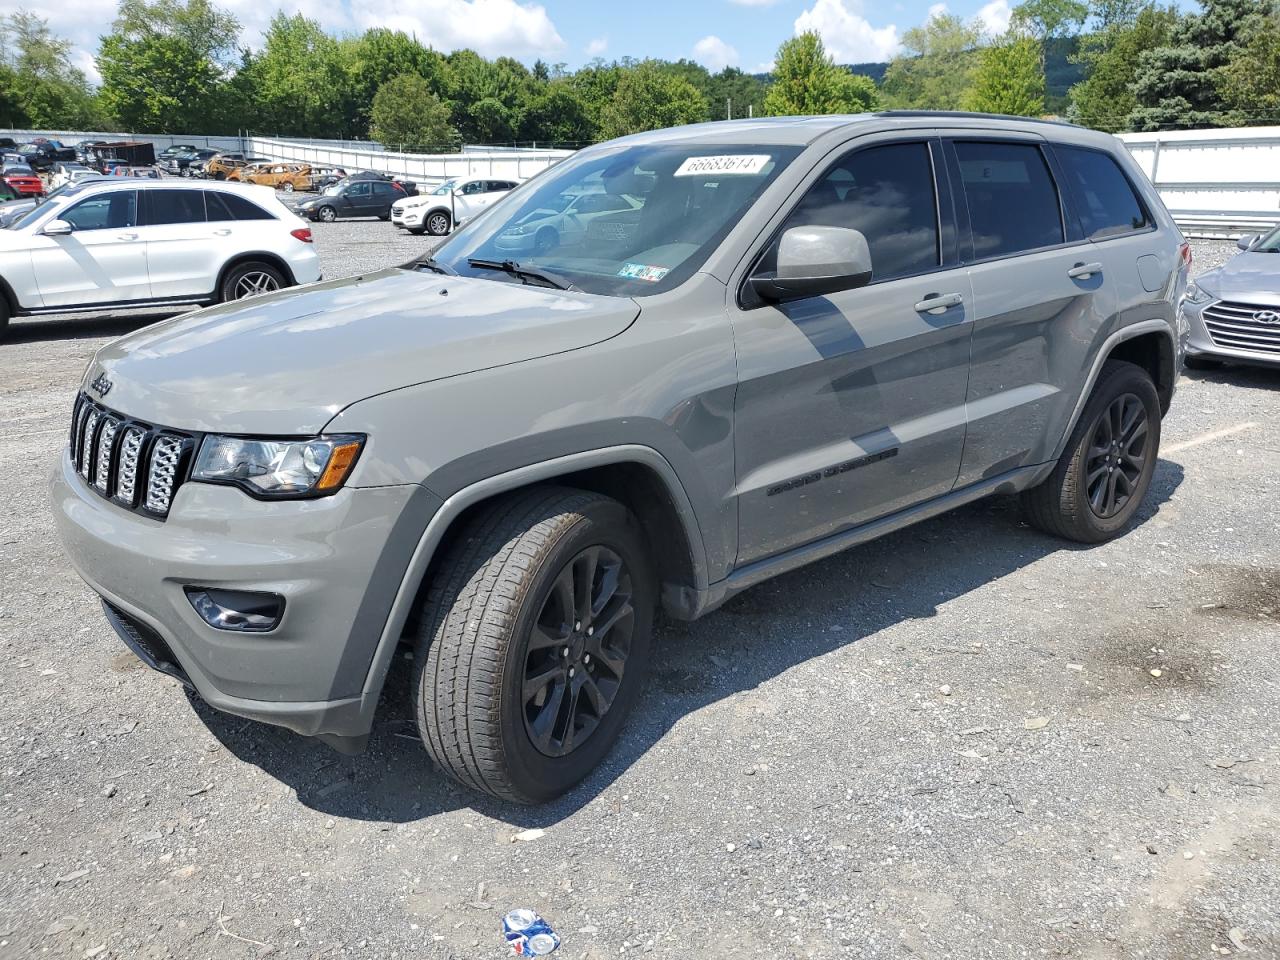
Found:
<box><xmin>1</xmin><ymin>234</ymin><xmax>1278</xmax><ymax>960</ymax></box>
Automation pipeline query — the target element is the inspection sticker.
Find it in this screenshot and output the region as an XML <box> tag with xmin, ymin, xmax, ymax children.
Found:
<box><xmin>617</xmin><ymin>262</ymin><xmax>670</xmax><ymax>282</ymax></box>
<box><xmin>673</xmin><ymin>154</ymin><xmax>771</xmax><ymax>177</ymax></box>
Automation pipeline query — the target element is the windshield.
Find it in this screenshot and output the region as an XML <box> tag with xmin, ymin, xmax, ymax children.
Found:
<box><xmin>1252</xmin><ymin>227</ymin><xmax>1280</xmax><ymax>252</ymax></box>
<box><xmin>429</xmin><ymin>143</ymin><xmax>801</xmax><ymax>297</ymax></box>
<box><xmin>431</xmin><ymin>179</ymin><xmax>458</xmax><ymax>196</ymax></box>
<box><xmin>323</xmin><ymin>184</ymin><xmax>342</xmax><ymax>196</ymax></box>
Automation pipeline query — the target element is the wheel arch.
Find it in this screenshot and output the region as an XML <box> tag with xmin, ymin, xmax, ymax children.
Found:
<box><xmin>356</xmin><ymin>446</ymin><xmax>712</xmax><ymax>715</ymax></box>
<box><xmin>215</xmin><ymin>252</ymin><xmax>297</xmax><ymax>298</ymax></box>
<box><xmin>1052</xmin><ymin>319</ymin><xmax>1176</xmax><ymax>462</ymax></box>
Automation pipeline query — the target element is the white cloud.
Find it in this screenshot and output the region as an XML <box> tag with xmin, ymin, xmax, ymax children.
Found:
<box><xmin>585</xmin><ymin>36</ymin><xmax>608</xmax><ymax>57</ymax></box>
<box><xmin>976</xmin><ymin>0</ymin><xmax>1012</xmax><ymax>35</ymax></box>
<box><xmin>751</xmin><ymin>60</ymin><xmax>776</xmax><ymax>74</ymax></box>
<box><xmin>794</xmin><ymin>0</ymin><xmax>900</xmax><ymax>63</ymax></box>
<box><xmin>926</xmin><ymin>2</ymin><xmax>948</xmax><ymax>20</ymax></box>
<box><xmin>693</xmin><ymin>35</ymin><xmax>739</xmax><ymax>71</ymax></box>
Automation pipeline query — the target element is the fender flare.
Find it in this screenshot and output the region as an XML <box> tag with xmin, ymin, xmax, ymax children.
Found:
<box><xmin>355</xmin><ymin>444</ymin><xmax>711</xmax><ymax>712</ymax></box>
<box><xmin>1051</xmin><ymin>318</ymin><xmax>1176</xmax><ymax>462</ymax></box>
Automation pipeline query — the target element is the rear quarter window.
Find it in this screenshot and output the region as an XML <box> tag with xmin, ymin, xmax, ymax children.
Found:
<box><xmin>205</xmin><ymin>191</ymin><xmax>274</xmax><ymax>221</ymax></box>
<box><xmin>1054</xmin><ymin>145</ymin><xmax>1150</xmax><ymax>239</ymax></box>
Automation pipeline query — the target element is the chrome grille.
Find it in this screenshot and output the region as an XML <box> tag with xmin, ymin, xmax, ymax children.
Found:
<box><xmin>1202</xmin><ymin>301</ymin><xmax>1280</xmax><ymax>356</ymax></box>
<box><xmin>146</xmin><ymin>436</ymin><xmax>183</xmax><ymax>514</ymax></box>
<box><xmin>69</xmin><ymin>392</ymin><xmax>194</xmax><ymax>519</ymax></box>
<box><xmin>93</xmin><ymin>417</ymin><xmax>119</xmax><ymax>493</ymax></box>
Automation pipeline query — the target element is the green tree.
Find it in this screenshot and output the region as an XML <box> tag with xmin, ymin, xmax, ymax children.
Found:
<box><xmin>567</xmin><ymin>58</ymin><xmax>623</xmax><ymax>135</ymax></box>
<box><xmin>762</xmin><ymin>32</ymin><xmax>880</xmax><ymax>115</ymax></box>
<box><xmin>1128</xmin><ymin>0</ymin><xmax>1272</xmax><ymax>130</ymax></box>
<box><xmin>519</xmin><ymin>81</ymin><xmax>592</xmax><ymax>145</ymax></box>
<box><xmin>96</xmin><ymin>0</ymin><xmax>240</xmax><ymax>132</ymax></box>
<box><xmin>1</xmin><ymin>11</ymin><xmax>103</xmax><ymax>128</ymax></box>
<box><xmin>1068</xmin><ymin>4</ymin><xmax>1177</xmax><ymax>131</ymax></box>
<box><xmin>369</xmin><ymin>73</ymin><xmax>457</xmax><ymax>151</ymax></box>
<box><xmin>965</xmin><ymin>33</ymin><xmax>1045</xmax><ymax>115</ymax></box>
<box><xmin>881</xmin><ymin>13</ymin><xmax>983</xmax><ymax>109</ymax></box>
<box><xmin>703</xmin><ymin>67</ymin><xmax>768</xmax><ymax>120</ymax></box>
<box><xmin>0</xmin><ymin>64</ymin><xmax>28</xmax><ymax>127</ymax></box>
<box><xmin>1218</xmin><ymin>9</ymin><xmax>1280</xmax><ymax>120</ymax></box>
<box><xmin>247</xmin><ymin>13</ymin><xmax>350</xmax><ymax>137</ymax></box>
<box><xmin>598</xmin><ymin>60</ymin><xmax>707</xmax><ymax>138</ymax></box>
<box><xmin>347</xmin><ymin>29</ymin><xmax>447</xmax><ymax>134</ymax></box>
<box><xmin>446</xmin><ymin>50</ymin><xmax>534</xmax><ymax>143</ymax></box>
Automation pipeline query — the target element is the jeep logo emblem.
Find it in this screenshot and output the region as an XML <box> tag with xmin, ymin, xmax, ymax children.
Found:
<box><xmin>89</xmin><ymin>372</ymin><xmax>113</xmax><ymax>397</ymax></box>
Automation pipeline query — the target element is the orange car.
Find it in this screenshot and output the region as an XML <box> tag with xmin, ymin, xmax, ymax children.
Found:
<box><xmin>240</xmin><ymin>162</ymin><xmax>313</xmax><ymax>193</ymax></box>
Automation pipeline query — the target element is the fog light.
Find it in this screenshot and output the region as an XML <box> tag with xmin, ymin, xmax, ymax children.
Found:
<box><xmin>185</xmin><ymin>587</ymin><xmax>284</xmax><ymax>633</ymax></box>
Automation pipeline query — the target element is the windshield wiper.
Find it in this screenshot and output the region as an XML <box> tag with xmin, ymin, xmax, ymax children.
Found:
<box><xmin>467</xmin><ymin>257</ymin><xmax>575</xmax><ymax>291</ymax></box>
<box><xmin>405</xmin><ymin>254</ymin><xmax>456</xmax><ymax>275</ymax></box>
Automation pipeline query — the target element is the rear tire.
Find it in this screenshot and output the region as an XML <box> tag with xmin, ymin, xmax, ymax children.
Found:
<box><xmin>220</xmin><ymin>261</ymin><xmax>286</xmax><ymax>302</ymax></box>
<box><xmin>412</xmin><ymin>487</ymin><xmax>654</xmax><ymax>804</ymax></box>
<box><xmin>281</xmin><ymin>181</ymin><xmax>294</xmax><ymax>193</ymax></box>
<box><xmin>1021</xmin><ymin>360</ymin><xmax>1161</xmax><ymax>543</ymax></box>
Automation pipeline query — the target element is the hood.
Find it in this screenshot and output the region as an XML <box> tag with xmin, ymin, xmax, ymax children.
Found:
<box><xmin>1199</xmin><ymin>253</ymin><xmax>1280</xmax><ymax>305</ymax></box>
<box><xmin>86</xmin><ymin>268</ymin><xmax>640</xmax><ymax>435</ymax></box>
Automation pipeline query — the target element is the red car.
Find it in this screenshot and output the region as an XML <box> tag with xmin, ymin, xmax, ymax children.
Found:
<box><xmin>1</xmin><ymin>164</ymin><xmax>43</xmax><ymax>197</ymax></box>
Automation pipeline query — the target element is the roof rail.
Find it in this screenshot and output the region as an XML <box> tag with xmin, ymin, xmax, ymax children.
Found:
<box><xmin>873</xmin><ymin>110</ymin><xmax>1081</xmax><ymax>129</ymax></box>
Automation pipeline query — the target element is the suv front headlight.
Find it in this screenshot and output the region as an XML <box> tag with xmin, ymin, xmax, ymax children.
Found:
<box><xmin>192</xmin><ymin>434</ymin><xmax>364</xmax><ymax>498</ymax></box>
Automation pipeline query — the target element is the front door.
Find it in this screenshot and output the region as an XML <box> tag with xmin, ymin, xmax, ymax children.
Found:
<box><xmin>28</xmin><ymin>190</ymin><xmax>149</xmax><ymax>307</ymax></box>
<box><xmin>344</xmin><ymin>181</ymin><xmax>374</xmax><ymax>217</ymax></box>
<box><xmin>731</xmin><ymin>137</ymin><xmax>974</xmax><ymax>565</ymax></box>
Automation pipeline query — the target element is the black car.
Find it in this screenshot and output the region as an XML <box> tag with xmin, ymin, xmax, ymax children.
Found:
<box><xmin>0</xmin><ymin>137</ymin><xmax>15</xmax><ymax>152</ymax></box>
<box><xmin>158</xmin><ymin>143</ymin><xmax>199</xmax><ymax>159</ymax></box>
<box><xmin>296</xmin><ymin>178</ymin><xmax>407</xmax><ymax>222</ymax></box>
<box><xmin>163</xmin><ymin>148</ymin><xmax>218</xmax><ymax>177</ymax></box>
<box><xmin>17</xmin><ymin>141</ymin><xmax>74</xmax><ymax>171</ymax></box>
<box><xmin>342</xmin><ymin>170</ymin><xmax>419</xmax><ymax>197</ymax></box>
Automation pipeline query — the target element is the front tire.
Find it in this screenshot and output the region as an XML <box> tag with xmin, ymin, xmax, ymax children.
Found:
<box><xmin>426</xmin><ymin>210</ymin><xmax>451</xmax><ymax>236</ymax></box>
<box><xmin>1022</xmin><ymin>360</ymin><xmax>1161</xmax><ymax>543</ymax></box>
<box><xmin>220</xmin><ymin>261</ymin><xmax>286</xmax><ymax>302</ymax></box>
<box><xmin>316</xmin><ymin>205</ymin><xmax>337</xmax><ymax>223</ymax></box>
<box><xmin>412</xmin><ymin>487</ymin><xmax>654</xmax><ymax>804</ymax></box>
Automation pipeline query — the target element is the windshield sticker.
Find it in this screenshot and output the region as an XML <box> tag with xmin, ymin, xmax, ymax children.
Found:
<box><xmin>617</xmin><ymin>263</ymin><xmax>670</xmax><ymax>282</ymax></box>
<box><xmin>674</xmin><ymin>154</ymin><xmax>771</xmax><ymax>177</ymax></box>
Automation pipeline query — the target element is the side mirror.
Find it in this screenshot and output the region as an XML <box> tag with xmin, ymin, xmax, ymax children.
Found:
<box><xmin>1237</xmin><ymin>233</ymin><xmax>1259</xmax><ymax>251</ymax></box>
<box><xmin>43</xmin><ymin>218</ymin><xmax>73</xmax><ymax>236</ymax></box>
<box><xmin>750</xmin><ymin>226</ymin><xmax>873</xmax><ymax>303</ymax></box>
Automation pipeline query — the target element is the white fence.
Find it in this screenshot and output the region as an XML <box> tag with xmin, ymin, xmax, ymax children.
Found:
<box><xmin>0</xmin><ymin>129</ymin><xmax>386</xmax><ymax>154</ymax></box>
<box><xmin>1119</xmin><ymin>126</ymin><xmax>1280</xmax><ymax>238</ymax></box>
<box><xmin>245</xmin><ymin>136</ymin><xmax>573</xmax><ymax>187</ymax></box>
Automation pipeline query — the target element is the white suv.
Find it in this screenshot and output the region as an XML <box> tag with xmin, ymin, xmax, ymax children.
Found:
<box><xmin>0</xmin><ymin>179</ymin><xmax>321</xmax><ymax>338</ymax></box>
<box><xmin>390</xmin><ymin>176</ymin><xmax>519</xmax><ymax>236</ymax></box>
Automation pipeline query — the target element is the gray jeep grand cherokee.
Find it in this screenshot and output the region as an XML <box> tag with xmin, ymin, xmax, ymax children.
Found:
<box><xmin>53</xmin><ymin>113</ymin><xmax>1187</xmax><ymax>803</ymax></box>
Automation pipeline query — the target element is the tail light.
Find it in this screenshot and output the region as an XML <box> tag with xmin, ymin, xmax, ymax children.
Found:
<box><xmin>1179</xmin><ymin>242</ymin><xmax>1192</xmax><ymax>269</ymax></box>
<box><xmin>290</xmin><ymin>227</ymin><xmax>313</xmax><ymax>243</ymax></box>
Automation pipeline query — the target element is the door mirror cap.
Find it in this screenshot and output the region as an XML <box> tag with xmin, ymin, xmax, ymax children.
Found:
<box><xmin>751</xmin><ymin>226</ymin><xmax>873</xmax><ymax>303</ymax></box>
<box><xmin>1237</xmin><ymin>233</ymin><xmax>1260</xmax><ymax>251</ymax></box>
<box><xmin>42</xmin><ymin>218</ymin><xmax>73</xmax><ymax>236</ymax></box>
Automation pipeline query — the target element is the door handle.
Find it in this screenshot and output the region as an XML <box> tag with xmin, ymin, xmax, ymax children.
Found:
<box><xmin>117</xmin><ymin>232</ymin><xmax>138</xmax><ymax>241</ymax></box>
<box><xmin>914</xmin><ymin>292</ymin><xmax>964</xmax><ymax>315</ymax></box>
<box><xmin>212</xmin><ymin>228</ymin><xmax>231</xmax><ymax>236</ymax></box>
<box><xmin>1068</xmin><ymin>262</ymin><xmax>1103</xmax><ymax>280</ymax></box>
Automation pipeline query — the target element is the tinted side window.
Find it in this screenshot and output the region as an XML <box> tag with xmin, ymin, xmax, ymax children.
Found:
<box><xmin>347</xmin><ymin>182</ymin><xmax>371</xmax><ymax>197</ymax></box>
<box><xmin>143</xmin><ymin>189</ymin><xmax>206</xmax><ymax>226</ymax></box>
<box><xmin>63</xmin><ymin>192</ymin><xmax>137</xmax><ymax>231</ymax></box>
<box><xmin>204</xmin><ymin>191</ymin><xmax>273</xmax><ymax>221</ymax></box>
<box><xmin>782</xmin><ymin>141</ymin><xmax>941</xmax><ymax>283</ymax></box>
<box><xmin>953</xmin><ymin>141</ymin><xmax>1064</xmax><ymax>259</ymax></box>
<box><xmin>462</xmin><ymin>181</ymin><xmax>485</xmax><ymax>195</ymax></box>
<box><xmin>1054</xmin><ymin>145</ymin><xmax>1149</xmax><ymax>239</ymax></box>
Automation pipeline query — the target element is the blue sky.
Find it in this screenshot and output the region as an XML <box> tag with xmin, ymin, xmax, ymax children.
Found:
<box><xmin>5</xmin><ymin>0</ymin><xmax>1198</xmax><ymax>84</ymax></box>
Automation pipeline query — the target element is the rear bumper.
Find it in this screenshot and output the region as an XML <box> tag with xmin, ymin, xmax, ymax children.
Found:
<box><xmin>52</xmin><ymin>449</ymin><xmax>438</xmax><ymax>742</ymax></box>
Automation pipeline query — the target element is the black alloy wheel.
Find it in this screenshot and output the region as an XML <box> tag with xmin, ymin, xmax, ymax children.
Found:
<box><xmin>1084</xmin><ymin>392</ymin><xmax>1149</xmax><ymax>519</ymax></box>
<box><xmin>522</xmin><ymin>545</ymin><xmax>635</xmax><ymax>758</ymax></box>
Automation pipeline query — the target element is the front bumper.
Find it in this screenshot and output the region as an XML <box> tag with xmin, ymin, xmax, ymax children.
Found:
<box><xmin>52</xmin><ymin>449</ymin><xmax>434</xmax><ymax>743</ymax></box>
<box><xmin>391</xmin><ymin>206</ymin><xmax>423</xmax><ymax>228</ymax></box>
<box><xmin>1181</xmin><ymin>298</ymin><xmax>1280</xmax><ymax>369</ymax></box>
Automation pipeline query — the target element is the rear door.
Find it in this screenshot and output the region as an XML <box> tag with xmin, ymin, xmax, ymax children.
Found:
<box><xmin>28</xmin><ymin>190</ymin><xmax>150</xmax><ymax>306</ymax></box>
<box><xmin>138</xmin><ymin>188</ymin><xmax>220</xmax><ymax>299</ymax></box>
<box><xmin>941</xmin><ymin>134</ymin><xmax>1118</xmax><ymax>485</ymax></box>
<box><xmin>730</xmin><ymin>134</ymin><xmax>975</xmax><ymax>564</ymax></box>
<box><xmin>371</xmin><ymin>181</ymin><xmax>400</xmax><ymax>216</ymax></box>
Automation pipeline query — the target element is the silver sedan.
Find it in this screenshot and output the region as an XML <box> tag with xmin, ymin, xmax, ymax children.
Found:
<box><xmin>1182</xmin><ymin>229</ymin><xmax>1280</xmax><ymax>369</ymax></box>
